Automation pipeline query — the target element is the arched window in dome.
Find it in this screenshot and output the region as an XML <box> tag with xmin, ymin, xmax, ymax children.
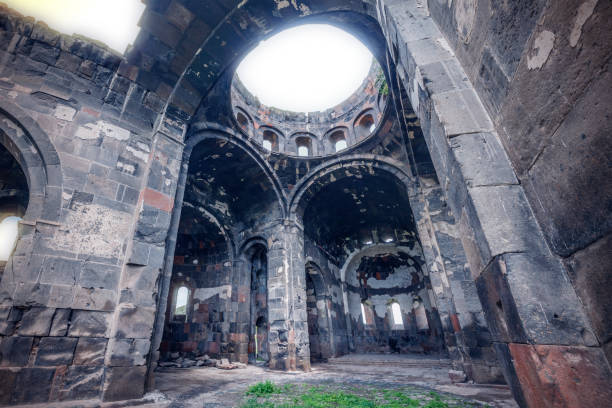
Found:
<box><xmin>296</xmin><ymin>136</ymin><xmax>312</xmax><ymax>157</ymax></box>
<box><xmin>236</xmin><ymin>110</ymin><xmax>250</xmax><ymax>129</ymax></box>
<box><xmin>262</xmin><ymin>130</ymin><xmax>279</xmax><ymax>152</ymax></box>
<box><xmin>0</xmin><ymin>216</ymin><xmax>21</xmax><ymax>262</ymax></box>
<box><xmin>330</xmin><ymin>130</ymin><xmax>347</xmax><ymax>152</ymax></box>
<box><xmin>355</xmin><ymin>112</ymin><xmax>376</xmax><ymax>139</ymax></box>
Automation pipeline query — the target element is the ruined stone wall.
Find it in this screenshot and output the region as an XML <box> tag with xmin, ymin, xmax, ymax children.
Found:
<box><xmin>344</xmin><ymin>244</ymin><xmax>445</xmax><ymax>354</ymax></box>
<box><xmin>0</xmin><ymin>8</ymin><xmax>185</xmax><ymax>403</ymax></box>
<box><xmin>426</xmin><ymin>0</ymin><xmax>612</xmax><ymax>366</ymax></box>
<box><xmin>160</xmin><ymin>232</ymin><xmax>233</xmax><ymax>360</ymax></box>
<box><xmin>304</xmin><ymin>237</ymin><xmax>349</xmax><ymax>357</ymax></box>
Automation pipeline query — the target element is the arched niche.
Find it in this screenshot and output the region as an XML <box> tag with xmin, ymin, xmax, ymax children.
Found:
<box><xmin>240</xmin><ymin>239</ymin><xmax>270</xmax><ymax>364</ymax></box>
<box><xmin>0</xmin><ymin>99</ymin><xmax>62</xmax><ymax>279</ymax></box>
<box><xmin>354</xmin><ymin>109</ymin><xmax>376</xmax><ymax>140</ymax></box>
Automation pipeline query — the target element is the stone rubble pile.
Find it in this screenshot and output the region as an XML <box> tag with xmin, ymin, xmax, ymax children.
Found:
<box><xmin>158</xmin><ymin>353</ymin><xmax>247</xmax><ymax>370</ymax></box>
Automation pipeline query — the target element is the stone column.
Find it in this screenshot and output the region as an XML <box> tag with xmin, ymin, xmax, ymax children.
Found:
<box><xmin>266</xmin><ymin>220</ymin><xmax>310</xmax><ymax>371</ymax></box>
<box><xmin>103</xmin><ymin>121</ymin><xmax>185</xmax><ymax>401</ymax></box>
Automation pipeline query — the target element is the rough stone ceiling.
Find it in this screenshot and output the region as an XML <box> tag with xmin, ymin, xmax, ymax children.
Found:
<box><xmin>303</xmin><ymin>172</ymin><xmax>417</xmax><ymax>261</ymax></box>
<box><xmin>185</xmin><ymin>138</ymin><xmax>281</xmax><ymax>231</ymax></box>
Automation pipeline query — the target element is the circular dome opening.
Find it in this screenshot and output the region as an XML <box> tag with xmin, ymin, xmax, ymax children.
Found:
<box><xmin>232</xmin><ymin>24</ymin><xmax>388</xmax><ymax>157</ymax></box>
<box><xmin>236</xmin><ymin>24</ymin><xmax>373</xmax><ymax>112</ymax></box>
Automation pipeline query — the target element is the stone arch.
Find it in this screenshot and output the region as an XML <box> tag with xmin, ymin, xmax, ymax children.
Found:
<box><xmin>233</xmin><ymin>106</ymin><xmax>253</xmax><ymax>133</ymax></box>
<box><xmin>159</xmin><ymin>7</ymin><xmax>388</xmax><ymax>124</ymax></box>
<box><xmin>185</xmin><ymin>126</ymin><xmax>287</xmax><ymax>219</ymax></box>
<box><xmin>0</xmin><ymin>97</ymin><xmax>62</xmax><ymax>223</ymax></box>
<box><xmin>288</xmin><ymin>154</ymin><xmax>416</xmax><ymax>222</ymax></box>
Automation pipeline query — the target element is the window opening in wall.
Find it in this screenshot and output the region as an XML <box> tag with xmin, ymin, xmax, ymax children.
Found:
<box><xmin>335</xmin><ymin>139</ymin><xmax>347</xmax><ymax>152</ymax></box>
<box><xmin>361</xmin><ymin>302</ymin><xmax>367</xmax><ymax>325</ymax></box>
<box><xmin>355</xmin><ymin>113</ymin><xmax>376</xmax><ymax>139</ymax></box>
<box><xmin>0</xmin><ymin>216</ymin><xmax>20</xmax><ymax>261</ymax></box>
<box><xmin>391</xmin><ymin>302</ymin><xmax>403</xmax><ymax>327</ymax></box>
<box><xmin>174</xmin><ymin>286</ymin><xmax>189</xmax><ymax>317</ymax></box>
<box><xmin>236</xmin><ymin>111</ymin><xmax>249</xmax><ymax>129</ymax></box>
<box><xmin>298</xmin><ymin>146</ymin><xmax>309</xmax><ymax>157</ymax></box>
<box><xmin>263</xmin><ymin>130</ymin><xmax>277</xmax><ymax>152</ymax></box>
<box><xmin>296</xmin><ymin>136</ymin><xmax>312</xmax><ymax>157</ymax></box>
<box><xmin>329</xmin><ymin>130</ymin><xmax>347</xmax><ymax>152</ymax></box>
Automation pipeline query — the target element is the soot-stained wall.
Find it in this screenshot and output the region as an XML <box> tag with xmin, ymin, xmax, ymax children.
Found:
<box><xmin>304</xmin><ymin>237</ymin><xmax>349</xmax><ymax>358</ymax></box>
<box><xmin>345</xmin><ymin>245</ymin><xmax>444</xmax><ymax>354</ymax></box>
<box><xmin>160</xmin><ymin>206</ymin><xmax>233</xmax><ymax>360</ymax></box>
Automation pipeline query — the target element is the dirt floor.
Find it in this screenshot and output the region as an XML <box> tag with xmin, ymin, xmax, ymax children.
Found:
<box><xmin>147</xmin><ymin>354</ymin><xmax>517</xmax><ymax>408</ymax></box>
<box><xmin>11</xmin><ymin>354</ymin><xmax>518</xmax><ymax>408</ymax></box>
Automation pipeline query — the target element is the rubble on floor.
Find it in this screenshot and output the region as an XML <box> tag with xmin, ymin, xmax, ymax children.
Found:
<box><xmin>157</xmin><ymin>354</ymin><xmax>247</xmax><ymax>370</ymax></box>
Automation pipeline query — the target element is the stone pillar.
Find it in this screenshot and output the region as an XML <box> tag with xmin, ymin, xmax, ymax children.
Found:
<box><xmin>103</xmin><ymin>121</ymin><xmax>185</xmax><ymax>401</ymax></box>
<box><xmin>266</xmin><ymin>220</ymin><xmax>310</xmax><ymax>371</ymax></box>
<box><xmin>411</xmin><ymin>183</ymin><xmax>504</xmax><ymax>383</ymax></box>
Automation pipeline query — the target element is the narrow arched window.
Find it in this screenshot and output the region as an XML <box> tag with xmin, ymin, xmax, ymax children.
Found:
<box><xmin>329</xmin><ymin>130</ymin><xmax>347</xmax><ymax>152</ymax></box>
<box><xmin>295</xmin><ymin>136</ymin><xmax>312</xmax><ymax>157</ymax></box>
<box><xmin>391</xmin><ymin>302</ymin><xmax>403</xmax><ymax>328</ymax></box>
<box><xmin>174</xmin><ymin>286</ymin><xmax>189</xmax><ymax>317</ymax></box>
<box><xmin>236</xmin><ymin>111</ymin><xmax>250</xmax><ymax>129</ymax></box>
<box><xmin>355</xmin><ymin>113</ymin><xmax>375</xmax><ymax>139</ymax></box>
<box><xmin>0</xmin><ymin>216</ymin><xmax>21</xmax><ymax>261</ymax></box>
<box><xmin>360</xmin><ymin>302</ymin><xmax>368</xmax><ymax>325</ymax></box>
<box><xmin>262</xmin><ymin>130</ymin><xmax>278</xmax><ymax>152</ymax></box>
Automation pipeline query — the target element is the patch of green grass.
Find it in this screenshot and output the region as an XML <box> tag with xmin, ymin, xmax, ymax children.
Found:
<box><xmin>299</xmin><ymin>389</ymin><xmax>376</xmax><ymax>408</ymax></box>
<box><xmin>241</xmin><ymin>382</ymin><xmax>477</xmax><ymax>408</ymax></box>
<box><xmin>245</xmin><ymin>381</ymin><xmax>283</xmax><ymax>397</ymax></box>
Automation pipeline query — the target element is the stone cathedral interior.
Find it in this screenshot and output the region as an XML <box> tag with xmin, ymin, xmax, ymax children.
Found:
<box><xmin>0</xmin><ymin>0</ymin><xmax>610</xmax><ymax>407</ymax></box>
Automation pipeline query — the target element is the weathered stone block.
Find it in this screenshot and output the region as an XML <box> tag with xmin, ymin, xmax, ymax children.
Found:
<box><xmin>73</xmin><ymin>287</ymin><xmax>117</xmax><ymax>311</ymax></box>
<box><xmin>564</xmin><ymin>234</ymin><xmax>612</xmax><ymax>351</ymax></box>
<box><xmin>79</xmin><ymin>262</ymin><xmax>121</xmax><ymax>290</ymax></box>
<box><xmin>0</xmin><ymin>336</ymin><xmax>33</xmax><ymax>367</ymax></box>
<box><xmin>56</xmin><ymin>366</ymin><xmax>104</xmax><ymax>401</ymax></box>
<box><xmin>74</xmin><ymin>337</ymin><xmax>107</xmax><ymax>366</ymax></box>
<box><xmin>115</xmin><ymin>305</ymin><xmax>155</xmax><ymax>338</ymax></box>
<box><xmin>449</xmin><ymin>132</ymin><xmax>517</xmax><ymax>187</ymax></box>
<box><xmin>29</xmin><ymin>41</ymin><xmax>60</xmax><ymax>65</ymax></box>
<box><xmin>109</xmin><ymin>338</ymin><xmax>150</xmax><ymax>366</ymax></box>
<box><xmin>508</xmin><ymin>343</ymin><xmax>612</xmax><ymax>408</ymax></box>
<box><xmin>0</xmin><ymin>368</ymin><xmax>17</xmax><ymax>405</ymax></box>
<box><xmin>68</xmin><ymin>310</ymin><xmax>112</xmax><ymax>337</ymax></box>
<box><xmin>12</xmin><ymin>367</ymin><xmax>55</xmax><ymax>403</ymax></box>
<box><xmin>102</xmin><ymin>365</ymin><xmax>146</xmax><ymax>401</ymax></box>
<box><xmin>502</xmin><ymin>252</ymin><xmax>596</xmax><ymax>346</ymax></box>
<box><xmin>40</xmin><ymin>257</ymin><xmax>82</xmax><ymax>285</ymax></box>
<box><xmin>431</xmin><ymin>89</ymin><xmax>494</xmax><ymax>137</ymax></box>
<box><xmin>18</xmin><ymin>306</ymin><xmax>55</xmax><ymax>336</ymax></box>
<box><xmin>35</xmin><ymin>337</ymin><xmax>78</xmax><ymax>366</ymax></box>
